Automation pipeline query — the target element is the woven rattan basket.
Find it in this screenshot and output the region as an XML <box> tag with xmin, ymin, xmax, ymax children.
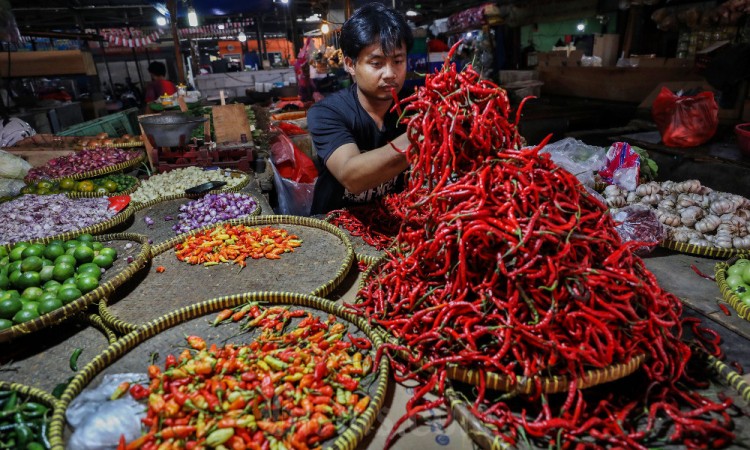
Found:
<box><xmin>42</xmin><ymin>151</ymin><xmax>146</xmax><ymax>183</ymax></box>
<box><xmin>358</xmin><ymin>251</ymin><xmax>646</xmax><ymax>394</ymax></box>
<box><xmin>0</xmin><ymin>233</ymin><xmax>151</xmax><ymax>343</ymax></box>
<box><xmin>50</xmin><ymin>292</ymin><xmax>389</xmax><ymax>450</ymax></box>
<box><xmin>100</xmin><ymin>215</ymin><xmax>354</xmax><ymax>334</ymax></box>
<box><xmin>660</xmin><ymin>239</ymin><xmax>745</xmax><ymax>259</ymax></box>
<box><xmin>715</xmin><ymin>255</ymin><xmax>750</xmax><ymax>321</ymax></box>
<box><xmin>65</xmin><ymin>176</ymin><xmax>141</xmax><ymax>199</ymax></box>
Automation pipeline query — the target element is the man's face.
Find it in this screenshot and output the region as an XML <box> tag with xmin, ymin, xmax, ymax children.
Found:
<box><xmin>346</xmin><ymin>41</ymin><xmax>407</xmax><ymax>103</ymax></box>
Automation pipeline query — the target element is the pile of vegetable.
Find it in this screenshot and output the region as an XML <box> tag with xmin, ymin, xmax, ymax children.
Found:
<box><xmin>723</xmin><ymin>258</ymin><xmax>750</xmax><ymax>306</ymax></box>
<box><xmin>325</xmin><ymin>196</ymin><xmax>406</xmax><ymax>250</ymax></box>
<box><xmin>22</xmin><ymin>174</ymin><xmax>138</xmax><ymax>196</ymax></box>
<box><xmin>172</xmin><ymin>193</ymin><xmax>259</xmax><ymax>235</ymax></box>
<box><xmin>0</xmin><ymin>389</ymin><xmax>51</xmax><ymax>449</ymax></box>
<box><xmin>0</xmin><ymin>234</ymin><xmax>117</xmax><ymax>329</ymax></box>
<box><xmin>24</xmin><ymin>148</ymin><xmax>142</xmax><ymax>183</ymax></box>
<box><xmin>130</xmin><ymin>167</ymin><xmax>243</xmax><ymax>204</ymax></box>
<box><xmin>175</xmin><ymin>223</ymin><xmax>301</xmax><ymax>267</ymax></box>
<box><xmin>0</xmin><ymin>195</ymin><xmax>116</xmax><ymax>245</ymax></box>
<box><xmin>120</xmin><ymin>305</ymin><xmax>374</xmax><ymax>450</ymax></box>
<box><xmin>78</xmin><ymin>133</ymin><xmax>143</xmax><ymax>149</ymax></box>
<box><xmin>602</xmin><ymin>180</ymin><xmax>750</xmax><ymax>250</ymax></box>
<box><xmin>353</xmin><ymin>45</ymin><xmax>734</xmax><ymax>448</ymax></box>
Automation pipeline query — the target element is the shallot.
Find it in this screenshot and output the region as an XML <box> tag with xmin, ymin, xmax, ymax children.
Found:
<box><xmin>24</xmin><ymin>148</ymin><xmax>141</xmax><ymax>182</ymax></box>
<box><xmin>172</xmin><ymin>193</ymin><xmax>259</xmax><ymax>234</ymax></box>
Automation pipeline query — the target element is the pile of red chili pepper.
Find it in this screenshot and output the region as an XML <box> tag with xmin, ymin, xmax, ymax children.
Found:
<box><xmin>325</xmin><ymin>195</ymin><xmax>409</xmax><ymax>251</ymax></box>
<box><xmin>353</xmin><ymin>43</ymin><xmax>734</xmax><ymax>449</ymax></box>
<box><xmin>120</xmin><ymin>304</ymin><xmax>375</xmax><ymax>450</ymax></box>
<box><xmin>276</xmin><ymin>122</ymin><xmax>308</xmax><ymax>136</ymax></box>
<box><xmin>175</xmin><ymin>224</ymin><xmax>302</xmax><ymax>267</ymax></box>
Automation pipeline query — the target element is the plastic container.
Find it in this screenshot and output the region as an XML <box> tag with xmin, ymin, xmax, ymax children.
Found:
<box><xmin>58</xmin><ymin>107</ymin><xmax>139</xmax><ymax>137</ymax></box>
<box><xmin>736</xmin><ymin>123</ymin><xmax>750</xmax><ymax>157</ymax></box>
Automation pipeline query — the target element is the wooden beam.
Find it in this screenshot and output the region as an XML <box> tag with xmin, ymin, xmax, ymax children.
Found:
<box><xmin>167</xmin><ymin>0</ymin><xmax>186</xmax><ymax>84</ymax></box>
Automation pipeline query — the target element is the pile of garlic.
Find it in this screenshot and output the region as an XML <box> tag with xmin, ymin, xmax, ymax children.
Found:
<box><xmin>131</xmin><ymin>167</ymin><xmax>244</xmax><ymax>204</ymax></box>
<box><xmin>602</xmin><ymin>179</ymin><xmax>750</xmax><ymax>249</ymax></box>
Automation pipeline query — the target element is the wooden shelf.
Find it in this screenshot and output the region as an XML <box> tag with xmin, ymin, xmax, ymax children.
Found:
<box><xmin>0</xmin><ymin>50</ymin><xmax>97</xmax><ymax>77</ymax></box>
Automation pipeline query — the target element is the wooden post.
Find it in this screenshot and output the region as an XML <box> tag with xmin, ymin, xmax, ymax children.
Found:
<box><xmin>167</xmin><ymin>0</ymin><xmax>187</xmax><ymax>84</ymax></box>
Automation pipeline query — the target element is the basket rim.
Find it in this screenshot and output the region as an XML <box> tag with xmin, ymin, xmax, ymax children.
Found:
<box><xmin>51</xmin><ymin>292</ymin><xmax>390</xmax><ymax>450</ymax></box>
<box><xmin>99</xmin><ymin>214</ymin><xmax>354</xmax><ymax>334</ymax></box>
<box><xmin>660</xmin><ymin>239</ymin><xmax>745</xmax><ymax>259</ymax></box>
<box><xmin>358</xmin><ymin>250</ymin><xmax>646</xmax><ymax>394</ymax></box>
<box><xmin>0</xmin><ymin>233</ymin><xmax>151</xmax><ymax>343</ymax></box>
<box><xmin>0</xmin><ymin>381</ymin><xmax>62</xmax><ymax>411</ymax></box>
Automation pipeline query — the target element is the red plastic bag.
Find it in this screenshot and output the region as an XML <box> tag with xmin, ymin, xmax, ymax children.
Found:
<box><xmin>651</xmin><ymin>87</ymin><xmax>718</xmax><ymax>148</ymax></box>
<box><xmin>269</xmin><ymin>132</ymin><xmax>317</xmax><ymax>183</ymax></box>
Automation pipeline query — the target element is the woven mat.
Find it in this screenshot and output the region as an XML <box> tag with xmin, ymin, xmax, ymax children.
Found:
<box><xmin>104</xmin><ymin>224</ymin><xmax>350</xmax><ymax>328</ymax></box>
<box><xmin>0</xmin><ymin>321</ymin><xmax>111</xmax><ymax>393</ymax></box>
<box><xmin>121</xmin><ymin>198</ymin><xmax>191</xmax><ymax>247</ymax></box>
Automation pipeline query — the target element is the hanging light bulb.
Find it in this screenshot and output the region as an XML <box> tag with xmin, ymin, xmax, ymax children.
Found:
<box><xmin>321</xmin><ymin>23</ymin><xmax>330</xmax><ymax>34</ymax></box>
<box><xmin>156</xmin><ymin>16</ymin><xmax>167</xmax><ymax>26</ymax></box>
<box><xmin>188</xmin><ymin>6</ymin><xmax>198</xmax><ymax>27</ymax></box>
<box><xmin>238</xmin><ymin>31</ymin><xmax>247</xmax><ymax>42</ymax></box>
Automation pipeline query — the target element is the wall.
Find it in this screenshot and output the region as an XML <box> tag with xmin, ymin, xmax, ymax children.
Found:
<box><xmin>520</xmin><ymin>13</ymin><xmax>618</xmax><ymax>53</ymax></box>
<box><xmin>247</xmin><ymin>38</ymin><xmax>295</xmax><ymax>61</ymax></box>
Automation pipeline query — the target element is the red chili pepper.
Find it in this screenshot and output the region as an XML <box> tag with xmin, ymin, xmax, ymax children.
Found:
<box><xmin>335</xmin><ymin>374</ymin><xmax>358</xmax><ymax>391</ymax></box>
<box><xmin>158</xmin><ymin>425</ymin><xmax>196</xmax><ymax>439</ymax></box>
<box><xmin>347</xmin><ymin>333</ymin><xmax>372</xmax><ymax>350</ymax></box>
<box><xmin>155</xmin><ymin>266</ymin><xmax>166</xmax><ymax>273</ymax></box>
<box><xmin>129</xmin><ymin>384</ymin><xmax>150</xmax><ymax>400</ymax></box>
<box><xmin>186</xmin><ymin>335</ymin><xmax>206</xmax><ymax>350</ymax></box>
<box><xmin>165</xmin><ymin>354</ymin><xmax>177</xmax><ymax>369</ymax></box>
<box><xmin>261</xmin><ymin>374</ymin><xmax>274</xmax><ymax>399</ymax></box>
<box><xmin>313</xmin><ymin>360</ymin><xmax>327</xmax><ymax>382</ymax></box>
<box><xmin>718</xmin><ymin>303</ymin><xmax>731</xmax><ymax>316</ymax></box>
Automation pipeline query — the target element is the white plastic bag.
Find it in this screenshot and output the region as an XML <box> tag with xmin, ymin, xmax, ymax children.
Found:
<box><xmin>538</xmin><ymin>138</ymin><xmax>607</xmax><ymax>188</ymax></box>
<box><xmin>0</xmin><ymin>149</ymin><xmax>32</xmax><ymax>179</ymax></box>
<box><xmin>0</xmin><ymin>177</ymin><xmax>25</xmax><ymax>197</ymax></box>
<box><xmin>66</xmin><ymin>373</ymin><xmax>148</xmax><ymax>450</ymax></box>
<box><xmin>270</xmin><ymin>159</ymin><xmax>316</xmax><ymax>216</ymax></box>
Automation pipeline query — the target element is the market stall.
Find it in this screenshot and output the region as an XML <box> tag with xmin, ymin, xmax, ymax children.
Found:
<box><xmin>1</xmin><ymin>47</ymin><xmax>750</xmax><ymax>450</ymax></box>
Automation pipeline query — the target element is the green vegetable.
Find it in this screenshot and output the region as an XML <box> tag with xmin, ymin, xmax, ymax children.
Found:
<box><xmin>69</xmin><ymin>348</ymin><xmax>83</xmax><ymax>372</ymax></box>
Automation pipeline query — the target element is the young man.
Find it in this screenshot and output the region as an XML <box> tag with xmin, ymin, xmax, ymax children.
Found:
<box><xmin>143</xmin><ymin>61</ymin><xmax>177</xmax><ymax>104</ymax></box>
<box><xmin>307</xmin><ymin>3</ymin><xmax>413</xmax><ymax>215</ymax></box>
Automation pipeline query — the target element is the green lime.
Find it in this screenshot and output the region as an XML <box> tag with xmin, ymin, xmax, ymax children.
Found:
<box><xmin>77</xmin><ymin>233</ymin><xmax>94</xmax><ymax>243</ymax></box>
<box><xmin>9</xmin><ymin>247</ymin><xmax>25</xmax><ymax>262</ymax></box>
<box><xmin>13</xmin><ymin>308</ymin><xmax>39</xmax><ymax>324</ymax></box>
<box><xmin>77</xmin><ymin>263</ymin><xmax>102</xmax><ymax>279</ymax></box>
<box><xmin>54</xmin><ymin>254</ymin><xmax>76</xmax><ymax>266</ymax></box>
<box><xmin>20</xmin><ymin>301</ymin><xmax>38</xmax><ymax>313</ymax></box>
<box><xmin>43</xmin><ymin>243</ymin><xmax>65</xmax><ymax>261</ymax></box>
<box><xmin>75</xmin><ymin>276</ymin><xmax>99</xmax><ymax>294</ymax></box>
<box><xmin>0</xmin><ymin>318</ymin><xmax>12</xmax><ymax>330</ymax></box>
<box><xmin>39</xmin><ymin>266</ymin><xmax>55</xmax><ymax>283</ymax></box>
<box><xmin>21</xmin><ymin>287</ymin><xmax>44</xmax><ymax>302</ymax></box>
<box><xmin>7</xmin><ymin>261</ymin><xmax>22</xmax><ymax>274</ymax></box>
<box><xmin>59</xmin><ymin>178</ymin><xmax>76</xmax><ymax>191</ymax></box>
<box><xmin>52</xmin><ymin>264</ymin><xmax>76</xmax><ymax>282</ymax></box>
<box><xmin>20</xmin><ymin>256</ymin><xmax>43</xmax><ymax>273</ymax></box>
<box><xmin>43</xmin><ymin>280</ymin><xmax>61</xmax><ymax>290</ymax></box>
<box><xmin>0</xmin><ymin>256</ymin><xmax>8</xmax><ymax>267</ymax></box>
<box><xmin>0</xmin><ymin>247</ymin><xmax>7</xmax><ymax>258</ymax></box>
<box><xmin>8</xmin><ymin>270</ymin><xmax>22</xmax><ymax>287</ymax></box>
<box><xmin>0</xmin><ymin>297</ymin><xmax>22</xmax><ymax>319</ymax></box>
<box><xmin>21</xmin><ymin>244</ymin><xmax>45</xmax><ymax>259</ymax></box>
<box><xmin>92</xmin><ymin>254</ymin><xmax>114</xmax><ymax>269</ymax></box>
<box><xmin>38</xmin><ymin>291</ymin><xmax>59</xmax><ymax>303</ymax></box>
<box><xmin>41</xmin><ymin>258</ymin><xmax>54</xmax><ymax>267</ymax></box>
<box><xmin>98</xmin><ymin>247</ymin><xmax>118</xmax><ymax>260</ymax></box>
<box><xmin>57</xmin><ymin>286</ymin><xmax>82</xmax><ymax>304</ymax></box>
<box><xmin>16</xmin><ymin>272</ymin><xmax>41</xmax><ymax>289</ymax></box>
<box><xmin>0</xmin><ymin>274</ymin><xmax>8</xmax><ymax>290</ymax></box>
<box><xmin>63</xmin><ymin>240</ymin><xmax>80</xmax><ymax>250</ymax></box>
<box><xmin>73</xmin><ymin>246</ymin><xmax>95</xmax><ymax>264</ymax></box>
<box><xmin>92</xmin><ymin>242</ymin><xmax>104</xmax><ymax>252</ymax></box>
<box><xmin>0</xmin><ymin>290</ymin><xmax>20</xmax><ymax>300</ymax></box>
<box><xmin>37</xmin><ymin>297</ymin><xmax>63</xmax><ymax>315</ymax></box>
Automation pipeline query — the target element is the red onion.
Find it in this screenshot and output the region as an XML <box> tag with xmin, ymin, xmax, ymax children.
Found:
<box><xmin>25</xmin><ymin>148</ymin><xmax>141</xmax><ymax>182</ymax></box>
<box><xmin>0</xmin><ymin>194</ymin><xmax>116</xmax><ymax>244</ymax></box>
<box><xmin>172</xmin><ymin>193</ymin><xmax>259</xmax><ymax>234</ymax></box>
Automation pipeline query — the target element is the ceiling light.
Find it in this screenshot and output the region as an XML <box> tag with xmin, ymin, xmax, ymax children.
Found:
<box><xmin>156</xmin><ymin>16</ymin><xmax>167</xmax><ymax>26</ymax></box>
<box><xmin>321</xmin><ymin>23</ymin><xmax>330</xmax><ymax>34</ymax></box>
<box><xmin>576</xmin><ymin>22</ymin><xmax>585</xmax><ymax>31</ymax></box>
<box><xmin>238</xmin><ymin>31</ymin><xmax>247</xmax><ymax>42</ymax></box>
<box><xmin>218</xmin><ymin>24</ymin><xmax>225</xmax><ymax>30</ymax></box>
<box><xmin>406</xmin><ymin>10</ymin><xmax>418</xmax><ymax>17</ymax></box>
<box><xmin>305</xmin><ymin>14</ymin><xmax>321</xmax><ymax>22</ymax></box>
<box><xmin>188</xmin><ymin>7</ymin><xmax>198</xmax><ymax>27</ymax></box>
<box><xmin>280</xmin><ymin>0</ymin><xmax>289</xmax><ymax>3</ymax></box>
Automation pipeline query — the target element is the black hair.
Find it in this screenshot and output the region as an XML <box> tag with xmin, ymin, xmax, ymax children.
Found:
<box><xmin>148</xmin><ymin>61</ymin><xmax>167</xmax><ymax>77</ymax></box>
<box><xmin>340</xmin><ymin>3</ymin><xmax>413</xmax><ymax>62</ymax></box>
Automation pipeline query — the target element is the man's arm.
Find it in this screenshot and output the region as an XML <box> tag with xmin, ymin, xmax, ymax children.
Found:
<box><xmin>325</xmin><ymin>132</ymin><xmax>410</xmax><ymax>195</ymax></box>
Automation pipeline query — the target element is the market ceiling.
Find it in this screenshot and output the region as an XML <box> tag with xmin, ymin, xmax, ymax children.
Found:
<box><xmin>9</xmin><ymin>0</ymin><xmax>519</xmax><ymax>40</ymax></box>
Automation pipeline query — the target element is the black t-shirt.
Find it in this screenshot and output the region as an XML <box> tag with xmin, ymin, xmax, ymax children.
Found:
<box><xmin>308</xmin><ymin>84</ymin><xmax>406</xmax><ymax>215</ymax></box>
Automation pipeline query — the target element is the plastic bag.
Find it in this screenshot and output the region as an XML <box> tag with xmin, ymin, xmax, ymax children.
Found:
<box><xmin>0</xmin><ymin>177</ymin><xmax>25</xmax><ymax>197</ymax></box>
<box><xmin>652</xmin><ymin>87</ymin><xmax>719</xmax><ymax>147</ymax></box>
<box><xmin>538</xmin><ymin>137</ymin><xmax>607</xmax><ymax>188</ymax></box>
<box><xmin>66</xmin><ymin>373</ymin><xmax>148</xmax><ymax>450</ymax></box>
<box><xmin>0</xmin><ymin>149</ymin><xmax>32</xmax><ymax>179</ymax></box>
<box><xmin>599</xmin><ymin>142</ymin><xmax>641</xmax><ymax>192</ymax></box>
<box><xmin>269</xmin><ymin>133</ymin><xmax>318</xmax><ymax>216</ymax></box>
<box><xmin>611</xmin><ymin>205</ymin><xmax>666</xmax><ymax>256</ymax></box>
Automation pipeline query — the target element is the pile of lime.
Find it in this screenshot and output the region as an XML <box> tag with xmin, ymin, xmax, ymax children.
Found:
<box><xmin>0</xmin><ymin>234</ymin><xmax>117</xmax><ymax>330</ymax></box>
<box><xmin>724</xmin><ymin>258</ymin><xmax>750</xmax><ymax>306</ymax></box>
<box><xmin>21</xmin><ymin>174</ymin><xmax>137</xmax><ymax>196</ymax></box>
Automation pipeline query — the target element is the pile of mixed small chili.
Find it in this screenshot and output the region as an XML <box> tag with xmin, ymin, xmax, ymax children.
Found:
<box><xmin>353</xmin><ymin>43</ymin><xmax>733</xmax><ymax>448</ymax></box>
<box><xmin>175</xmin><ymin>224</ymin><xmax>302</xmax><ymax>267</ymax></box>
<box><xmin>120</xmin><ymin>304</ymin><xmax>374</xmax><ymax>450</ymax></box>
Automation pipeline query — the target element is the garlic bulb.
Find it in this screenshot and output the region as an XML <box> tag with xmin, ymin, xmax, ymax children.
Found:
<box><xmin>606</xmin><ymin>196</ymin><xmax>627</xmax><ymax>208</ymax></box>
<box><xmin>677</xmin><ymin>194</ymin><xmax>697</xmax><ymax>209</ymax></box>
<box><xmin>733</xmin><ymin>236</ymin><xmax>750</xmax><ymax>249</ymax></box>
<box><xmin>710</xmin><ymin>199</ymin><xmax>736</xmax><ymax>215</ymax></box>
<box><xmin>656</xmin><ymin>210</ymin><xmax>681</xmax><ymax>227</ymax></box>
<box><xmin>694</xmin><ymin>215</ymin><xmax>721</xmax><ymax>234</ymax></box>
<box><xmin>636</xmin><ymin>183</ymin><xmax>659</xmax><ymax>197</ymax></box>
<box><xmin>640</xmin><ymin>193</ymin><xmax>662</xmax><ymax>205</ymax></box>
<box><xmin>626</xmin><ymin>192</ymin><xmax>638</xmax><ymax>203</ymax></box>
<box><xmin>604</xmin><ymin>185</ymin><xmax>622</xmax><ymax>198</ymax></box>
<box><xmin>736</xmin><ymin>209</ymin><xmax>750</xmax><ymax>220</ymax></box>
<box><xmin>677</xmin><ymin>179</ymin><xmax>702</xmax><ymax>193</ymax></box>
<box><xmin>670</xmin><ymin>227</ymin><xmax>692</xmax><ymax>243</ymax></box>
<box><xmin>661</xmin><ymin>180</ymin><xmax>675</xmax><ymax>193</ymax></box>
<box><xmin>657</xmin><ymin>199</ymin><xmax>675</xmax><ymax>211</ymax></box>
<box><xmin>714</xmin><ymin>235</ymin><xmax>733</xmax><ymax>248</ymax></box>
<box><xmin>688</xmin><ymin>237</ymin><xmax>711</xmax><ymax>247</ymax></box>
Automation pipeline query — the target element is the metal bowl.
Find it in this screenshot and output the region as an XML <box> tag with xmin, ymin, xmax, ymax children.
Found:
<box><xmin>138</xmin><ymin>113</ymin><xmax>207</xmax><ymax>148</ymax></box>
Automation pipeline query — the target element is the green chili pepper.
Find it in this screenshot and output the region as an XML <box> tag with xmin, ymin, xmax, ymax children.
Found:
<box><xmin>263</xmin><ymin>355</ymin><xmax>287</xmax><ymax>371</ymax></box>
<box><xmin>69</xmin><ymin>348</ymin><xmax>83</xmax><ymax>372</ymax></box>
<box><xmin>15</xmin><ymin>423</ymin><xmax>32</xmax><ymax>447</ymax></box>
<box><xmin>26</xmin><ymin>442</ymin><xmax>45</xmax><ymax>450</ymax></box>
<box><xmin>205</xmin><ymin>428</ymin><xmax>234</xmax><ymax>447</ymax></box>
<box><xmin>2</xmin><ymin>391</ymin><xmax>17</xmax><ymax>412</ymax></box>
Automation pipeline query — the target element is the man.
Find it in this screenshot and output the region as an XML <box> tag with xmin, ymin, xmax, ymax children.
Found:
<box><xmin>308</xmin><ymin>3</ymin><xmax>413</xmax><ymax>215</ymax></box>
<box><xmin>143</xmin><ymin>61</ymin><xmax>177</xmax><ymax>104</ymax></box>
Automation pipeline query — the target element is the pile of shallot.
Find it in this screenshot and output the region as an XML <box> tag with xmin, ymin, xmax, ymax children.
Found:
<box><xmin>0</xmin><ymin>194</ymin><xmax>116</xmax><ymax>244</ymax></box>
<box><xmin>24</xmin><ymin>148</ymin><xmax>142</xmax><ymax>183</ymax></box>
<box><xmin>172</xmin><ymin>193</ymin><xmax>259</xmax><ymax>234</ymax></box>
